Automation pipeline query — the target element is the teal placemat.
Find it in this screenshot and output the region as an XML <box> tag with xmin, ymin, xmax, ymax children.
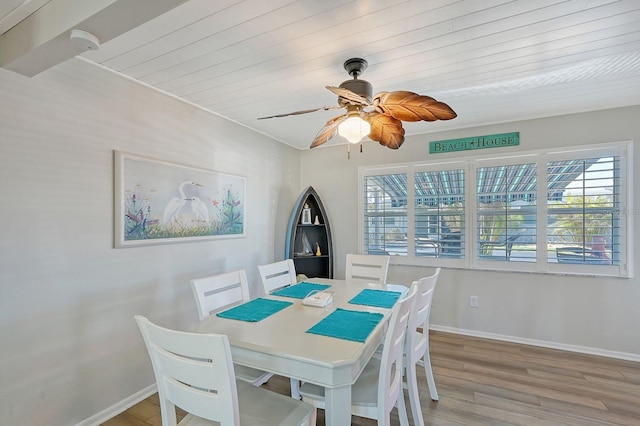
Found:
<box><xmin>306</xmin><ymin>308</ymin><xmax>384</xmax><ymax>343</ymax></box>
<box><xmin>271</xmin><ymin>282</ymin><xmax>331</xmax><ymax>299</ymax></box>
<box><xmin>216</xmin><ymin>298</ymin><xmax>292</xmax><ymax>322</ymax></box>
<box><xmin>348</xmin><ymin>289</ymin><xmax>402</xmax><ymax>309</ymax></box>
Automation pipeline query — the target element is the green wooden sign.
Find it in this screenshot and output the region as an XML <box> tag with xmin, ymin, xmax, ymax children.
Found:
<box><xmin>430</xmin><ymin>132</ymin><xmax>519</xmax><ymax>154</ymax></box>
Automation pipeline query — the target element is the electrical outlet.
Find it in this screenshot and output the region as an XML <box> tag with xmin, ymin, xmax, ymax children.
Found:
<box><xmin>469</xmin><ymin>296</ymin><xmax>479</xmax><ymax>308</ymax></box>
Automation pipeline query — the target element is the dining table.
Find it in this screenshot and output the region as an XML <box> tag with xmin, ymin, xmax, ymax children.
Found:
<box><xmin>190</xmin><ymin>277</ymin><xmax>405</xmax><ymax>426</ymax></box>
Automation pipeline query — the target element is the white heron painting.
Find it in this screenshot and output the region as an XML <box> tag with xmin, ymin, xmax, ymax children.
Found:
<box><xmin>115</xmin><ymin>151</ymin><xmax>245</xmax><ymax>247</ymax></box>
<box><xmin>162</xmin><ymin>181</ymin><xmax>203</xmax><ymax>225</ymax></box>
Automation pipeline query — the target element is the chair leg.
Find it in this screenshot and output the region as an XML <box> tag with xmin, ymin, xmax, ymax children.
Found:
<box><xmin>290</xmin><ymin>378</ymin><xmax>301</xmax><ymax>399</ymax></box>
<box><xmin>397</xmin><ymin>382</ymin><xmax>410</xmax><ymax>426</ymax></box>
<box><xmin>406</xmin><ymin>360</ymin><xmax>424</xmax><ymax>426</ymax></box>
<box><xmin>423</xmin><ymin>351</ymin><xmax>439</xmax><ymax>401</ymax></box>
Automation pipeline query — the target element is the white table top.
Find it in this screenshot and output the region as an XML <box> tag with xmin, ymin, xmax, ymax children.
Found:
<box><xmin>190</xmin><ymin>278</ymin><xmax>402</xmax><ymax>425</ymax></box>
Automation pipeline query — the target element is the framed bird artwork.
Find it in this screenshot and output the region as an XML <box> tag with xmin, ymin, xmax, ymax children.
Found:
<box><xmin>114</xmin><ymin>151</ymin><xmax>245</xmax><ymax>247</ymax></box>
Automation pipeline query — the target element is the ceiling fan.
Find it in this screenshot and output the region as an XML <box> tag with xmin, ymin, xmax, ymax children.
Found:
<box><xmin>258</xmin><ymin>58</ymin><xmax>457</xmax><ymax>155</ymax></box>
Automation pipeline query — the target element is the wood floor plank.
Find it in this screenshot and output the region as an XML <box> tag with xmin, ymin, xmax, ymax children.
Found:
<box><xmin>424</xmin><ymin>402</ymin><xmax>515</xmax><ymax>426</ymax></box>
<box><xmin>435</xmin><ymin>393</ymin><xmax>553</xmax><ymax>426</ymax></box>
<box><xmin>473</xmin><ymin>392</ymin><xmax>617</xmax><ymax>426</ymax></box>
<box><xmin>539</xmin><ymin>397</ymin><xmax>640</xmax><ymax>426</ymax></box>
<box><xmin>464</xmin><ymin>362</ymin><xmax>640</xmax><ymax>407</ymax></box>
<box><xmin>103</xmin><ymin>332</ymin><xmax>640</xmax><ymax>426</ymax></box>
<box><xmin>437</xmin><ymin>348</ymin><xmax>640</xmax><ymax>409</ymax></box>
<box><xmin>435</xmin><ymin>374</ymin><xmax>542</xmax><ymax>406</ymax></box>
<box><xmin>620</xmin><ymin>368</ymin><xmax>640</xmax><ymax>384</ymax></box>
<box><xmin>437</xmin><ymin>365</ymin><xmax>609</xmax><ymax>410</ymax></box>
<box><xmin>601</xmin><ymin>398</ymin><xmax>640</xmax><ymax>418</ymax></box>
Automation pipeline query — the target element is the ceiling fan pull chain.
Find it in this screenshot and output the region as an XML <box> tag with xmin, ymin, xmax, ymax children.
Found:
<box><xmin>347</xmin><ymin>142</ymin><xmax>351</xmax><ymax>159</ymax></box>
<box><xmin>360</xmin><ymin>143</ymin><xmax>363</xmax><ymax>153</ymax></box>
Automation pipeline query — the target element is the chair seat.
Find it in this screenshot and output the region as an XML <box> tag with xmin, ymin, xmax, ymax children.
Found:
<box><xmin>180</xmin><ymin>381</ymin><xmax>315</xmax><ymax>426</ymax></box>
<box><xmin>234</xmin><ymin>364</ymin><xmax>273</xmax><ymax>386</ymax></box>
<box><xmin>385</xmin><ymin>283</ymin><xmax>408</xmax><ymax>295</ymax></box>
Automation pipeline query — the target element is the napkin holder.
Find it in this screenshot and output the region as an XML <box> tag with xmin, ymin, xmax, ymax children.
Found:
<box><xmin>303</xmin><ymin>290</ymin><xmax>335</xmax><ymax>308</ymax></box>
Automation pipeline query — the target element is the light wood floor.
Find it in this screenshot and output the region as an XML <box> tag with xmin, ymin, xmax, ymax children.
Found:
<box><xmin>103</xmin><ymin>331</ymin><xmax>640</xmax><ymax>425</ymax></box>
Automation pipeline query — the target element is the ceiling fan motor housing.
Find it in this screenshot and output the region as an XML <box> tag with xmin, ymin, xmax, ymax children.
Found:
<box><xmin>338</xmin><ymin>79</ymin><xmax>373</xmax><ymax>105</ymax></box>
<box><xmin>337</xmin><ymin>57</ymin><xmax>373</xmax><ymax>105</ymax></box>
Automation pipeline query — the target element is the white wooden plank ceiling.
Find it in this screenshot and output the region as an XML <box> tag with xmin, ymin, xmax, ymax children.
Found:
<box><xmin>5</xmin><ymin>0</ymin><xmax>640</xmax><ymax>150</ymax></box>
<box><xmin>0</xmin><ymin>0</ymin><xmax>49</xmax><ymax>33</ymax></box>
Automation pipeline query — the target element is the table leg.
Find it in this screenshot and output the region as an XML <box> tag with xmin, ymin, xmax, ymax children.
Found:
<box><xmin>324</xmin><ymin>385</ymin><xmax>351</xmax><ymax>426</ymax></box>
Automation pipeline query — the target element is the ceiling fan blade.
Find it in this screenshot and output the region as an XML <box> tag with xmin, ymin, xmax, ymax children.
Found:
<box><xmin>373</xmin><ymin>91</ymin><xmax>457</xmax><ymax>122</ymax></box>
<box><xmin>310</xmin><ymin>114</ymin><xmax>346</xmax><ymax>148</ymax></box>
<box><xmin>257</xmin><ymin>105</ymin><xmax>342</xmax><ymax>120</ymax></box>
<box><xmin>326</xmin><ymin>86</ymin><xmax>371</xmax><ymax>106</ymax></box>
<box><xmin>364</xmin><ymin>112</ymin><xmax>405</xmax><ymax>149</ymax></box>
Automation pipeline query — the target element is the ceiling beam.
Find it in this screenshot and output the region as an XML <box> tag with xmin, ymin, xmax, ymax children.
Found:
<box><xmin>0</xmin><ymin>0</ymin><xmax>52</xmax><ymax>35</ymax></box>
<box><xmin>0</xmin><ymin>0</ymin><xmax>187</xmax><ymax>76</ymax></box>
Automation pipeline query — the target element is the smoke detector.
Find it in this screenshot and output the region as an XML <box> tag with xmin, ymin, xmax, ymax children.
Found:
<box><xmin>69</xmin><ymin>29</ymin><xmax>100</xmax><ymax>50</ymax></box>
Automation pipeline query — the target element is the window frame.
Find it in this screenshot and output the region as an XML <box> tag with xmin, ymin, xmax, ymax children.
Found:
<box><xmin>358</xmin><ymin>141</ymin><xmax>633</xmax><ymax>278</ymax></box>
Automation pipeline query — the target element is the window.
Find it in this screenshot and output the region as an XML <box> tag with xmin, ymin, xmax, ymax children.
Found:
<box><xmin>360</xmin><ymin>142</ymin><xmax>632</xmax><ymax>277</ymax></box>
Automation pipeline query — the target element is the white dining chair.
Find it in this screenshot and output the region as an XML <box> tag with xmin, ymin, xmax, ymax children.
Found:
<box><xmin>346</xmin><ymin>253</ymin><xmax>408</xmax><ymax>294</ymax></box>
<box><xmin>404</xmin><ymin>268</ymin><xmax>441</xmax><ymax>426</ymax></box>
<box><xmin>345</xmin><ymin>254</ymin><xmax>390</xmax><ymax>284</ymax></box>
<box><xmin>191</xmin><ymin>270</ymin><xmax>273</xmax><ymax>387</ymax></box>
<box><xmin>258</xmin><ymin>259</ymin><xmax>297</xmax><ymax>295</ymax></box>
<box><xmin>298</xmin><ymin>282</ymin><xmax>418</xmax><ymax>426</ymax></box>
<box><xmin>257</xmin><ymin>259</ymin><xmax>303</xmax><ymax>399</ymax></box>
<box><xmin>135</xmin><ymin>316</ymin><xmax>317</xmax><ymax>426</ymax></box>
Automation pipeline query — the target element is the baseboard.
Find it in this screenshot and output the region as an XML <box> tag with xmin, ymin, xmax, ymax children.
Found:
<box><xmin>430</xmin><ymin>324</ymin><xmax>640</xmax><ymax>362</ymax></box>
<box><xmin>75</xmin><ymin>384</ymin><xmax>157</xmax><ymax>426</ymax></box>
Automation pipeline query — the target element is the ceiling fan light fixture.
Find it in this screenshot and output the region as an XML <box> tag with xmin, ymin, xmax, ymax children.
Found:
<box><xmin>338</xmin><ymin>110</ymin><xmax>370</xmax><ymax>144</ymax></box>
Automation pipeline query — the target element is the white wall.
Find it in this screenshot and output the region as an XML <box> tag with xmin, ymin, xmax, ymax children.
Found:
<box><xmin>0</xmin><ymin>58</ymin><xmax>300</xmax><ymax>425</ymax></box>
<box><xmin>301</xmin><ymin>107</ymin><xmax>640</xmax><ymax>359</ymax></box>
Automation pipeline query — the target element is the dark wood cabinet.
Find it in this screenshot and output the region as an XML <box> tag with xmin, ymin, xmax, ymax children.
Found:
<box><xmin>285</xmin><ymin>186</ymin><xmax>333</xmax><ymax>278</ymax></box>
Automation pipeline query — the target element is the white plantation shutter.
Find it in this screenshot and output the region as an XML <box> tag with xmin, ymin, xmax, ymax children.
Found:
<box><xmin>363</xmin><ymin>174</ymin><xmax>408</xmax><ymax>256</ymax></box>
<box><xmin>360</xmin><ymin>142</ymin><xmax>631</xmax><ymax>277</ymax></box>
<box><xmin>547</xmin><ymin>156</ymin><xmax>620</xmax><ymax>265</ymax></box>
<box><xmin>476</xmin><ymin>163</ymin><xmax>537</xmax><ymax>262</ymax></box>
<box><xmin>414</xmin><ymin>169</ymin><xmax>465</xmax><ymax>258</ymax></box>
